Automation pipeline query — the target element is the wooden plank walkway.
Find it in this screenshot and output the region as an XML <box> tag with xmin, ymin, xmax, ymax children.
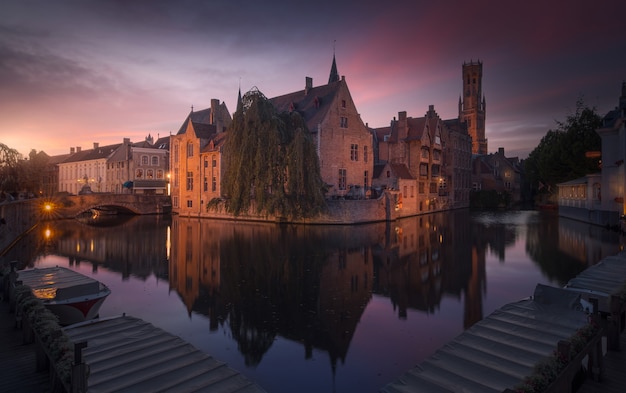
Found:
<box><xmin>0</xmin><ymin>298</ymin><xmax>51</xmax><ymax>393</ymax></box>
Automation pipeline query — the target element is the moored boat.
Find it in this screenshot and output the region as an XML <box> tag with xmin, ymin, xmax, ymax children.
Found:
<box><xmin>17</xmin><ymin>266</ymin><xmax>110</xmax><ymax>325</ymax></box>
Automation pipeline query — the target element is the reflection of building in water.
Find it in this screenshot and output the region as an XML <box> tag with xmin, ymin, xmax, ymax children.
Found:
<box><xmin>47</xmin><ymin>216</ymin><xmax>169</xmax><ymax>280</ymax></box>
<box><xmin>557</xmin><ymin>217</ymin><xmax>621</xmax><ymax>267</ymax></box>
<box><xmin>169</xmin><ymin>216</ymin><xmax>376</xmax><ymax>368</ymax></box>
<box><xmin>373</xmin><ymin>210</ymin><xmax>485</xmax><ymax>328</ymax></box>
<box><xmin>169</xmin><ymin>217</ymin><xmax>222</xmax><ymax>326</ymax></box>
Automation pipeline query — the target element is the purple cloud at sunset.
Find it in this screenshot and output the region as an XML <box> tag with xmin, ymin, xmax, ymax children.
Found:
<box><xmin>1</xmin><ymin>0</ymin><xmax>624</xmax><ymax>160</ymax></box>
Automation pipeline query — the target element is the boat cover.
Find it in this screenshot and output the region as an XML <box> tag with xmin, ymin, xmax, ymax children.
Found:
<box><xmin>565</xmin><ymin>253</ymin><xmax>626</xmax><ymax>304</ymax></box>
<box><xmin>18</xmin><ymin>267</ymin><xmax>102</xmax><ymax>301</ymax></box>
<box><xmin>380</xmin><ymin>284</ymin><xmax>590</xmax><ymax>393</ymax></box>
<box><xmin>64</xmin><ymin>314</ymin><xmax>267</xmax><ymax>393</ymax></box>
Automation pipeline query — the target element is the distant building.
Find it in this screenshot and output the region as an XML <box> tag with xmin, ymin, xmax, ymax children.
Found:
<box><xmin>560</xmin><ymin>82</ymin><xmax>626</xmax><ymax>227</ymax></box>
<box><xmin>54</xmin><ymin>136</ymin><xmax>169</xmax><ymax>195</ymax></box>
<box><xmin>105</xmin><ymin>135</ymin><xmax>170</xmax><ymax>195</ymax></box>
<box><xmin>58</xmin><ymin>144</ymin><xmax>119</xmax><ymax>194</ymax></box>
<box><xmin>460</xmin><ymin>61</ymin><xmax>487</xmax><ymax>155</ymax></box>
<box><xmin>471</xmin><ymin>147</ymin><xmax>523</xmax><ymax>205</ymax></box>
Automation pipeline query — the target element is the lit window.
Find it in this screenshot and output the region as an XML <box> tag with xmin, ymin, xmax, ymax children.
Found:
<box><xmin>136</xmin><ymin>169</ymin><xmax>143</xmax><ymax>178</ymax></box>
<box><xmin>146</xmin><ymin>169</ymin><xmax>154</xmax><ymax>179</ymax></box>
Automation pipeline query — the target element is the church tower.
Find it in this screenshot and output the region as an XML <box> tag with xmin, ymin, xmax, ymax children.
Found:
<box><xmin>459</xmin><ymin>61</ymin><xmax>487</xmax><ymax>154</ymax></box>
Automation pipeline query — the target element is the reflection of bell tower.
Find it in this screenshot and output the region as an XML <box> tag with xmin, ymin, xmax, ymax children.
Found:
<box><xmin>459</xmin><ymin>61</ymin><xmax>487</xmax><ymax>154</ymax></box>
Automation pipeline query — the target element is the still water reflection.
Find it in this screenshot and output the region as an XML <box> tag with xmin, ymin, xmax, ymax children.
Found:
<box><xmin>8</xmin><ymin>210</ymin><xmax>622</xmax><ymax>393</ymax></box>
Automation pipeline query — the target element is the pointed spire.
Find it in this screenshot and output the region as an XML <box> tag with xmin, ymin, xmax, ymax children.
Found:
<box><xmin>235</xmin><ymin>77</ymin><xmax>244</xmax><ymax>114</ymax></box>
<box><xmin>328</xmin><ymin>41</ymin><xmax>339</xmax><ymax>84</ymax></box>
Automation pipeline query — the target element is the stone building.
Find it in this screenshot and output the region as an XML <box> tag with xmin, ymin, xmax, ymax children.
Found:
<box><xmin>460</xmin><ymin>60</ymin><xmax>487</xmax><ymax>155</ymax></box>
<box><xmin>471</xmin><ymin>147</ymin><xmax>523</xmax><ymax>204</ymax></box>
<box><xmin>170</xmin><ymin>99</ymin><xmax>232</xmax><ymax>215</ymax></box>
<box><xmin>58</xmin><ymin>143</ymin><xmax>120</xmax><ymax>194</ymax></box>
<box><xmin>105</xmin><ymin>135</ymin><xmax>170</xmax><ymax>195</ymax></box>
<box><xmin>372</xmin><ymin>105</ymin><xmax>470</xmax><ymax>215</ymax></box>
<box><xmin>270</xmin><ymin>56</ymin><xmax>374</xmax><ymax>198</ymax></box>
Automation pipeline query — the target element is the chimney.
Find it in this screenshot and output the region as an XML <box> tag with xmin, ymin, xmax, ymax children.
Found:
<box><xmin>76</xmin><ymin>146</ymin><xmax>81</xmax><ymax>152</ymax></box>
<box><xmin>498</xmin><ymin>147</ymin><xmax>504</xmax><ymax>155</ymax></box>
<box><xmin>70</xmin><ymin>147</ymin><xmax>75</xmax><ymax>154</ymax></box>
<box><xmin>123</xmin><ymin>137</ymin><xmax>130</xmax><ymax>144</ymax></box>
<box><xmin>305</xmin><ymin>77</ymin><xmax>313</xmax><ymax>95</ymax></box>
<box><xmin>210</xmin><ymin>99</ymin><xmax>220</xmax><ymax>125</ymax></box>
<box><xmin>398</xmin><ymin>111</ymin><xmax>408</xmax><ymax>140</ymax></box>
<box><xmin>93</xmin><ymin>142</ymin><xmax>99</xmax><ymax>149</ymax></box>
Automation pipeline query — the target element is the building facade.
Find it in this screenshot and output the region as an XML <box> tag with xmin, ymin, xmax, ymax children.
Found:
<box><xmin>459</xmin><ymin>60</ymin><xmax>487</xmax><ymax>155</ymax></box>
<box><xmin>270</xmin><ymin>58</ymin><xmax>374</xmax><ymax>198</ymax></box>
<box><xmin>170</xmin><ymin>99</ymin><xmax>232</xmax><ymax>216</ymax></box>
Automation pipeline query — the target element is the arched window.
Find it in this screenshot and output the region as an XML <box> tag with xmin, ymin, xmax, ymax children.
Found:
<box><xmin>151</xmin><ymin>156</ymin><xmax>158</xmax><ymax>166</ymax></box>
<box><xmin>146</xmin><ymin>169</ymin><xmax>154</xmax><ymax>179</ymax></box>
<box><xmin>141</xmin><ymin>155</ymin><xmax>149</xmax><ymax>165</ymax></box>
<box><xmin>135</xmin><ymin>169</ymin><xmax>144</xmax><ymax>178</ymax></box>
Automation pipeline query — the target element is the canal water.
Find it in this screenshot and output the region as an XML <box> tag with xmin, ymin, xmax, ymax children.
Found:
<box><xmin>5</xmin><ymin>209</ymin><xmax>623</xmax><ymax>393</ymax></box>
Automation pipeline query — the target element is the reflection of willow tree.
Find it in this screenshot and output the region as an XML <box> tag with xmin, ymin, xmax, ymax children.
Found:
<box><xmin>525</xmin><ymin>213</ymin><xmax>587</xmax><ymax>285</ymax></box>
<box><xmin>218</xmin><ymin>226</ymin><xmax>328</xmax><ymax>366</ymax></box>
<box><xmin>219</xmin><ymin>88</ymin><xmax>326</xmax><ymax>219</ymax></box>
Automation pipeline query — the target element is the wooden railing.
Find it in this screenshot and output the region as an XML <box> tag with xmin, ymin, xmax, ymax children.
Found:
<box><xmin>5</xmin><ymin>261</ymin><xmax>89</xmax><ymax>393</ymax></box>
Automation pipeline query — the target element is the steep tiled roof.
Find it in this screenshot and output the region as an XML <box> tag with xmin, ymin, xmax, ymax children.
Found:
<box><xmin>176</xmin><ymin>108</ymin><xmax>216</xmax><ymax>138</ymax></box>
<box><xmin>270</xmin><ymin>80</ymin><xmax>342</xmax><ymax>132</ymax></box>
<box><xmin>406</xmin><ymin>117</ymin><xmax>427</xmax><ymax>141</ymax></box>
<box><xmin>153</xmin><ymin>136</ymin><xmax>170</xmax><ymax>150</ymax></box>
<box><xmin>390</xmin><ymin>163</ymin><xmax>415</xmax><ymax>180</ymax></box>
<box><xmin>61</xmin><ymin>143</ymin><xmax>121</xmax><ymax>163</ymax></box>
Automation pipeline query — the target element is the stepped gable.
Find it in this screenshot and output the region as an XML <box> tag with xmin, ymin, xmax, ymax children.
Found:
<box><xmin>270</xmin><ymin>79</ymin><xmax>342</xmax><ymax>132</ymax></box>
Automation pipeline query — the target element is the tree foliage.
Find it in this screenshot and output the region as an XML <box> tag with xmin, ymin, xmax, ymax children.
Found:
<box><xmin>524</xmin><ymin>99</ymin><xmax>602</xmax><ymax>201</ymax></box>
<box><xmin>219</xmin><ymin>87</ymin><xmax>326</xmax><ymax>219</ymax></box>
<box><xmin>0</xmin><ymin>143</ymin><xmax>22</xmax><ymax>194</ymax></box>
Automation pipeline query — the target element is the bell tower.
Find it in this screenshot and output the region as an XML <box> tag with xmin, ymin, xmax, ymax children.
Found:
<box><xmin>460</xmin><ymin>60</ymin><xmax>487</xmax><ymax>154</ymax></box>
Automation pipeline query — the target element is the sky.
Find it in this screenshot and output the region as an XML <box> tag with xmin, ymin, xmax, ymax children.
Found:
<box><xmin>1</xmin><ymin>0</ymin><xmax>625</xmax><ymax>159</ymax></box>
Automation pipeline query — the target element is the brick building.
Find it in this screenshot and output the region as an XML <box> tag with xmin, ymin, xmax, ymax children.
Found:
<box><xmin>270</xmin><ymin>55</ymin><xmax>373</xmax><ymax>198</ymax></box>
<box><xmin>170</xmin><ymin>99</ymin><xmax>232</xmax><ymax>215</ymax></box>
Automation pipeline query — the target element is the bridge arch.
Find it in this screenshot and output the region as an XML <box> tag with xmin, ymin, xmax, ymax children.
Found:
<box><xmin>51</xmin><ymin>194</ymin><xmax>171</xmax><ymax>218</ymax></box>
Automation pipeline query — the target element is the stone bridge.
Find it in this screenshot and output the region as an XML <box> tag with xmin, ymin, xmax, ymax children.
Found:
<box><xmin>49</xmin><ymin>194</ymin><xmax>171</xmax><ymax>218</ymax></box>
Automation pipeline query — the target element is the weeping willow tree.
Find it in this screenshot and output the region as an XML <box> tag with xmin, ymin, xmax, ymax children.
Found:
<box><xmin>218</xmin><ymin>87</ymin><xmax>326</xmax><ymax>219</ymax></box>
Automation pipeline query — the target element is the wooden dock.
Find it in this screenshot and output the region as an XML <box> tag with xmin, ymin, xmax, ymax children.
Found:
<box><xmin>578</xmin><ymin>330</ymin><xmax>626</xmax><ymax>393</ymax></box>
<box><xmin>64</xmin><ymin>315</ymin><xmax>266</xmax><ymax>393</ymax></box>
<box><xmin>0</xmin><ymin>297</ymin><xmax>266</xmax><ymax>392</ymax></box>
<box><xmin>0</xmin><ymin>299</ymin><xmax>50</xmax><ymax>393</ymax></box>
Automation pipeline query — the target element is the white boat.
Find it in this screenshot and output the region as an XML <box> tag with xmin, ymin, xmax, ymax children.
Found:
<box><xmin>17</xmin><ymin>266</ymin><xmax>111</xmax><ymax>325</ymax></box>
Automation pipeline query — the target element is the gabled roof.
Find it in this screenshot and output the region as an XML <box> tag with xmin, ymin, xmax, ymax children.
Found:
<box><xmin>406</xmin><ymin>117</ymin><xmax>428</xmax><ymax>141</ymax></box>
<box><xmin>389</xmin><ymin>163</ymin><xmax>415</xmax><ymax>180</ymax></box>
<box><xmin>60</xmin><ymin>143</ymin><xmax>121</xmax><ymax>163</ymax></box>
<box><xmin>153</xmin><ymin>136</ymin><xmax>170</xmax><ymax>150</ymax></box>
<box><xmin>176</xmin><ymin>108</ymin><xmax>217</xmax><ymax>138</ymax></box>
<box><xmin>201</xmin><ymin>131</ymin><xmax>227</xmax><ymax>153</ymax></box>
<box><xmin>270</xmin><ymin>80</ymin><xmax>343</xmax><ymax>132</ymax></box>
